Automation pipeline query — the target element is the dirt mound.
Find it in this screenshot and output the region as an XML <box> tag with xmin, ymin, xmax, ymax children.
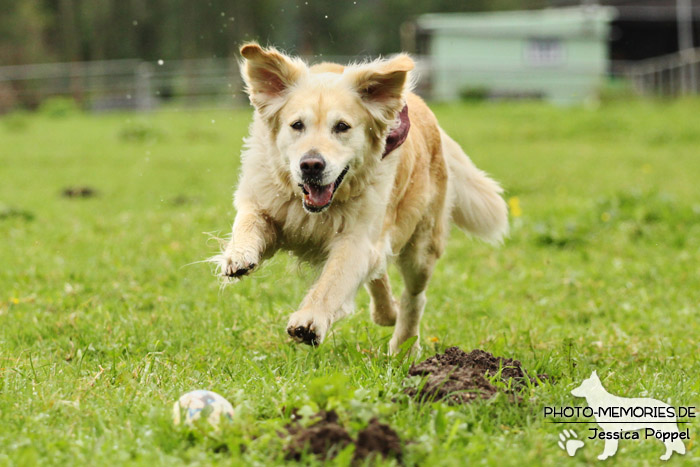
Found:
<box><xmin>354</xmin><ymin>418</ymin><xmax>402</xmax><ymax>462</ymax></box>
<box><xmin>405</xmin><ymin>347</ymin><xmax>545</xmax><ymax>404</ymax></box>
<box><xmin>62</xmin><ymin>186</ymin><xmax>97</xmax><ymax>198</ymax></box>
<box><xmin>284</xmin><ymin>410</ymin><xmax>402</xmax><ymax>463</ymax></box>
<box><xmin>285</xmin><ymin>410</ymin><xmax>352</xmax><ymax>461</ymax></box>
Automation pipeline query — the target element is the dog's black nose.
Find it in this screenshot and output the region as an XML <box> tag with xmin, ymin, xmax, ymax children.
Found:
<box><xmin>300</xmin><ymin>152</ymin><xmax>326</xmax><ymax>180</ymax></box>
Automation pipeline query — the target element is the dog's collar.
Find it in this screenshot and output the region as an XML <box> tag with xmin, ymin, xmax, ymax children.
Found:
<box><xmin>382</xmin><ymin>105</ymin><xmax>410</xmax><ymax>159</ymax></box>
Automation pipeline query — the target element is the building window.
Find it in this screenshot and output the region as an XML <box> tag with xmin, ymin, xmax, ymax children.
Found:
<box><xmin>525</xmin><ymin>37</ymin><xmax>565</xmax><ymax>66</ymax></box>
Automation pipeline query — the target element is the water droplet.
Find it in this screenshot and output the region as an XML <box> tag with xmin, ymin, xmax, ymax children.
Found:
<box><xmin>132</xmin><ymin>20</ymin><xmax>138</xmax><ymax>26</ymax></box>
<box><xmin>324</xmin><ymin>15</ymin><xmax>328</xmax><ymax>19</ymax></box>
<box><xmin>211</xmin><ymin>119</ymin><xmax>216</xmax><ymax>124</ymax></box>
<box><xmin>220</xmin><ymin>12</ymin><xmax>225</xmax><ymax>16</ymax></box>
<box><xmin>157</xmin><ymin>59</ymin><xmax>164</xmax><ymax>66</ymax></box>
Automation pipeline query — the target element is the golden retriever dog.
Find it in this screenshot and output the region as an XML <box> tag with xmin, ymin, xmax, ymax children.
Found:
<box><xmin>214</xmin><ymin>43</ymin><xmax>508</xmax><ymax>354</ymax></box>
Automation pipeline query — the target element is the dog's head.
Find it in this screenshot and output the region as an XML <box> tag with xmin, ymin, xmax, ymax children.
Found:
<box><xmin>240</xmin><ymin>43</ymin><xmax>414</xmax><ymax>213</ymax></box>
<box><xmin>570</xmin><ymin>370</ymin><xmax>602</xmax><ymax>398</ymax></box>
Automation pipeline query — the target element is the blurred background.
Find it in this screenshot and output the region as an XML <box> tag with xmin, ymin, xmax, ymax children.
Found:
<box><xmin>0</xmin><ymin>0</ymin><xmax>698</xmax><ymax>111</ymax></box>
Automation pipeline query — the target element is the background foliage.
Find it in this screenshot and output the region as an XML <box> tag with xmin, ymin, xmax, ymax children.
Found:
<box><xmin>0</xmin><ymin>0</ymin><xmax>552</xmax><ymax>65</ymax></box>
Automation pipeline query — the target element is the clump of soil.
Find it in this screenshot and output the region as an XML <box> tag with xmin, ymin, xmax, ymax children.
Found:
<box><xmin>405</xmin><ymin>347</ymin><xmax>546</xmax><ymax>404</ymax></box>
<box><xmin>62</xmin><ymin>186</ymin><xmax>97</xmax><ymax>198</ymax></box>
<box><xmin>284</xmin><ymin>410</ymin><xmax>402</xmax><ymax>463</ymax></box>
<box><xmin>285</xmin><ymin>410</ymin><xmax>352</xmax><ymax>461</ymax></box>
<box><xmin>169</xmin><ymin>194</ymin><xmax>200</xmax><ymax>206</ymax></box>
<box><xmin>354</xmin><ymin>418</ymin><xmax>402</xmax><ymax>462</ymax></box>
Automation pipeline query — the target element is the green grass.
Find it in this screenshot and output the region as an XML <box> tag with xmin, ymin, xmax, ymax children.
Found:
<box><xmin>1</xmin><ymin>99</ymin><xmax>699</xmax><ymax>465</ymax></box>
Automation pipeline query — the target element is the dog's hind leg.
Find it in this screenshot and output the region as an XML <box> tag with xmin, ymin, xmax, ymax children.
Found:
<box><xmin>390</xmin><ymin>218</ymin><xmax>445</xmax><ymax>355</ymax></box>
<box><xmin>390</xmin><ymin>247</ymin><xmax>435</xmax><ymax>355</ymax></box>
<box><xmin>367</xmin><ymin>274</ymin><xmax>398</xmax><ymax>326</ymax></box>
<box><xmin>661</xmin><ymin>435</ymin><xmax>686</xmax><ymax>460</ymax></box>
<box><xmin>671</xmin><ymin>437</ymin><xmax>686</xmax><ymax>457</ymax></box>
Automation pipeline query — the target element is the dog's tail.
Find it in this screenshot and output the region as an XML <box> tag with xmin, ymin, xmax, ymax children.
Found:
<box><xmin>442</xmin><ymin>130</ymin><xmax>508</xmax><ymax>244</ymax></box>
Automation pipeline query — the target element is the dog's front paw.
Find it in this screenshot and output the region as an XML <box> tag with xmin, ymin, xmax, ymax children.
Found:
<box><xmin>216</xmin><ymin>249</ymin><xmax>258</xmax><ymax>278</ymax></box>
<box><xmin>286</xmin><ymin>310</ymin><xmax>330</xmax><ymax>346</ymax></box>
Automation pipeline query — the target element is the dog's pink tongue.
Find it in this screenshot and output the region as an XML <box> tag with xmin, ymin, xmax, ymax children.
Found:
<box><xmin>304</xmin><ymin>183</ymin><xmax>334</xmax><ymax>207</ymax></box>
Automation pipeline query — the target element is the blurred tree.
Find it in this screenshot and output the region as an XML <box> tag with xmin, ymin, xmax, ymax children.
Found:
<box><xmin>0</xmin><ymin>0</ymin><xmax>50</xmax><ymax>109</ymax></box>
<box><xmin>58</xmin><ymin>0</ymin><xmax>79</xmax><ymax>60</ymax></box>
<box><xmin>0</xmin><ymin>0</ymin><xmax>50</xmax><ymax>64</ymax></box>
<box><xmin>0</xmin><ymin>0</ymin><xmax>554</xmax><ymax>65</ymax></box>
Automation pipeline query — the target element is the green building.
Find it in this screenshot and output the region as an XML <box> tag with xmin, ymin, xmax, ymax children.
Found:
<box><xmin>412</xmin><ymin>6</ymin><xmax>617</xmax><ymax>102</ymax></box>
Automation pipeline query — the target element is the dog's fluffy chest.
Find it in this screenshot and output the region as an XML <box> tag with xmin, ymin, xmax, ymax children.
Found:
<box><xmin>270</xmin><ymin>198</ymin><xmax>366</xmax><ymax>262</ymax></box>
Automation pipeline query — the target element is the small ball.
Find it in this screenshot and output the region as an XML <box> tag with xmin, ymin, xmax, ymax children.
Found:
<box><xmin>172</xmin><ymin>390</ymin><xmax>234</xmax><ymax>428</ymax></box>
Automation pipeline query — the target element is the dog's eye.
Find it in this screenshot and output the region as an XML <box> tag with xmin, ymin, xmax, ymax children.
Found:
<box><xmin>291</xmin><ymin>121</ymin><xmax>304</xmax><ymax>131</ymax></box>
<box><xmin>333</xmin><ymin>121</ymin><xmax>351</xmax><ymax>133</ymax></box>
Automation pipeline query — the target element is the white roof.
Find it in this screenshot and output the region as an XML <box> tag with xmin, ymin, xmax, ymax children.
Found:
<box><xmin>416</xmin><ymin>6</ymin><xmax>617</xmax><ymax>38</ymax></box>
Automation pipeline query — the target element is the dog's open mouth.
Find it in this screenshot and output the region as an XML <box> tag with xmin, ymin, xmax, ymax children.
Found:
<box><xmin>299</xmin><ymin>166</ymin><xmax>349</xmax><ymax>212</ymax></box>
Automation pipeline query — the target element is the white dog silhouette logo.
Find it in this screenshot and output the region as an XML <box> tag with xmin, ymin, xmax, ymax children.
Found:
<box><xmin>571</xmin><ymin>371</ymin><xmax>686</xmax><ymax>460</ymax></box>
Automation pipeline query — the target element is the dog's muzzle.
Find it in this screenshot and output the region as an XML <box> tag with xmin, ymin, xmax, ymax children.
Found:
<box><xmin>298</xmin><ymin>166</ymin><xmax>349</xmax><ymax>212</ymax></box>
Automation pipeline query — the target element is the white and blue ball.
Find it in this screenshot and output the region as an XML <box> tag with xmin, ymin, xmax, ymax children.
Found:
<box><xmin>172</xmin><ymin>390</ymin><xmax>234</xmax><ymax>428</ymax></box>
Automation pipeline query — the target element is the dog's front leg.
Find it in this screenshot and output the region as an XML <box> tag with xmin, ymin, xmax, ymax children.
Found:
<box><xmin>286</xmin><ymin>236</ymin><xmax>380</xmax><ymax>346</ymax></box>
<box><xmin>217</xmin><ymin>201</ymin><xmax>276</xmax><ymax>278</ymax></box>
<box><xmin>598</xmin><ymin>436</ymin><xmax>618</xmax><ymax>460</ymax></box>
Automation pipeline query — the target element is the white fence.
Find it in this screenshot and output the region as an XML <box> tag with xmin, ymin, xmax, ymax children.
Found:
<box><xmin>623</xmin><ymin>48</ymin><xmax>700</xmax><ymax>97</ymax></box>
<box><xmin>2</xmin><ymin>52</ymin><xmax>698</xmax><ymax>113</ymax></box>
<box><xmin>2</xmin><ymin>55</ymin><xmax>424</xmax><ymax>112</ymax></box>
<box><xmin>0</xmin><ymin>54</ymin><xmax>605</xmax><ymax>111</ymax></box>
<box><xmin>0</xmin><ymin>58</ymin><xmax>247</xmax><ymax>112</ymax></box>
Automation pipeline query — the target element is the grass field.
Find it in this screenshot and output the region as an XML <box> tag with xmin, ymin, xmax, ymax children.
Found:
<box><xmin>1</xmin><ymin>99</ymin><xmax>699</xmax><ymax>465</ymax></box>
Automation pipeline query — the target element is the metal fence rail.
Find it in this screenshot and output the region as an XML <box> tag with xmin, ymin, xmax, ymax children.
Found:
<box><xmin>0</xmin><ymin>58</ymin><xmax>247</xmax><ymax>112</ymax></box>
<box><xmin>1</xmin><ymin>55</ymin><xmax>418</xmax><ymax>112</ymax></box>
<box><xmin>0</xmin><ymin>54</ymin><xmax>608</xmax><ymax>112</ymax></box>
<box><xmin>624</xmin><ymin>48</ymin><xmax>700</xmax><ymax>97</ymax></box>
<box><xmin>3</xmin><ymin>52</ymin><xmax>697</xmax><ymax>113</ymax></box>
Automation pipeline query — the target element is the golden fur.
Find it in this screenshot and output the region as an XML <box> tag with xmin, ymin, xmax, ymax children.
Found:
<box><xmin>215</xmin><ymin>43</ymin><xmax>508</xmax><ymax>353</ymax></box>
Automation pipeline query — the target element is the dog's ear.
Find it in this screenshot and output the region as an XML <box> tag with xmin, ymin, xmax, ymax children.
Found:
<box><xmin>348</xmin><ymin>54</ymin><xmax>414</xmax><ymax>127</ymax></box>
<box><xmin>591</xmin><ymin>370</ymin><xmax>599</xmax><ymax>380</ymax></box>
<box><xmin>240</xmin><ymin>43</ymin><xmax>306</xmax><ymax>117</ymax></box>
